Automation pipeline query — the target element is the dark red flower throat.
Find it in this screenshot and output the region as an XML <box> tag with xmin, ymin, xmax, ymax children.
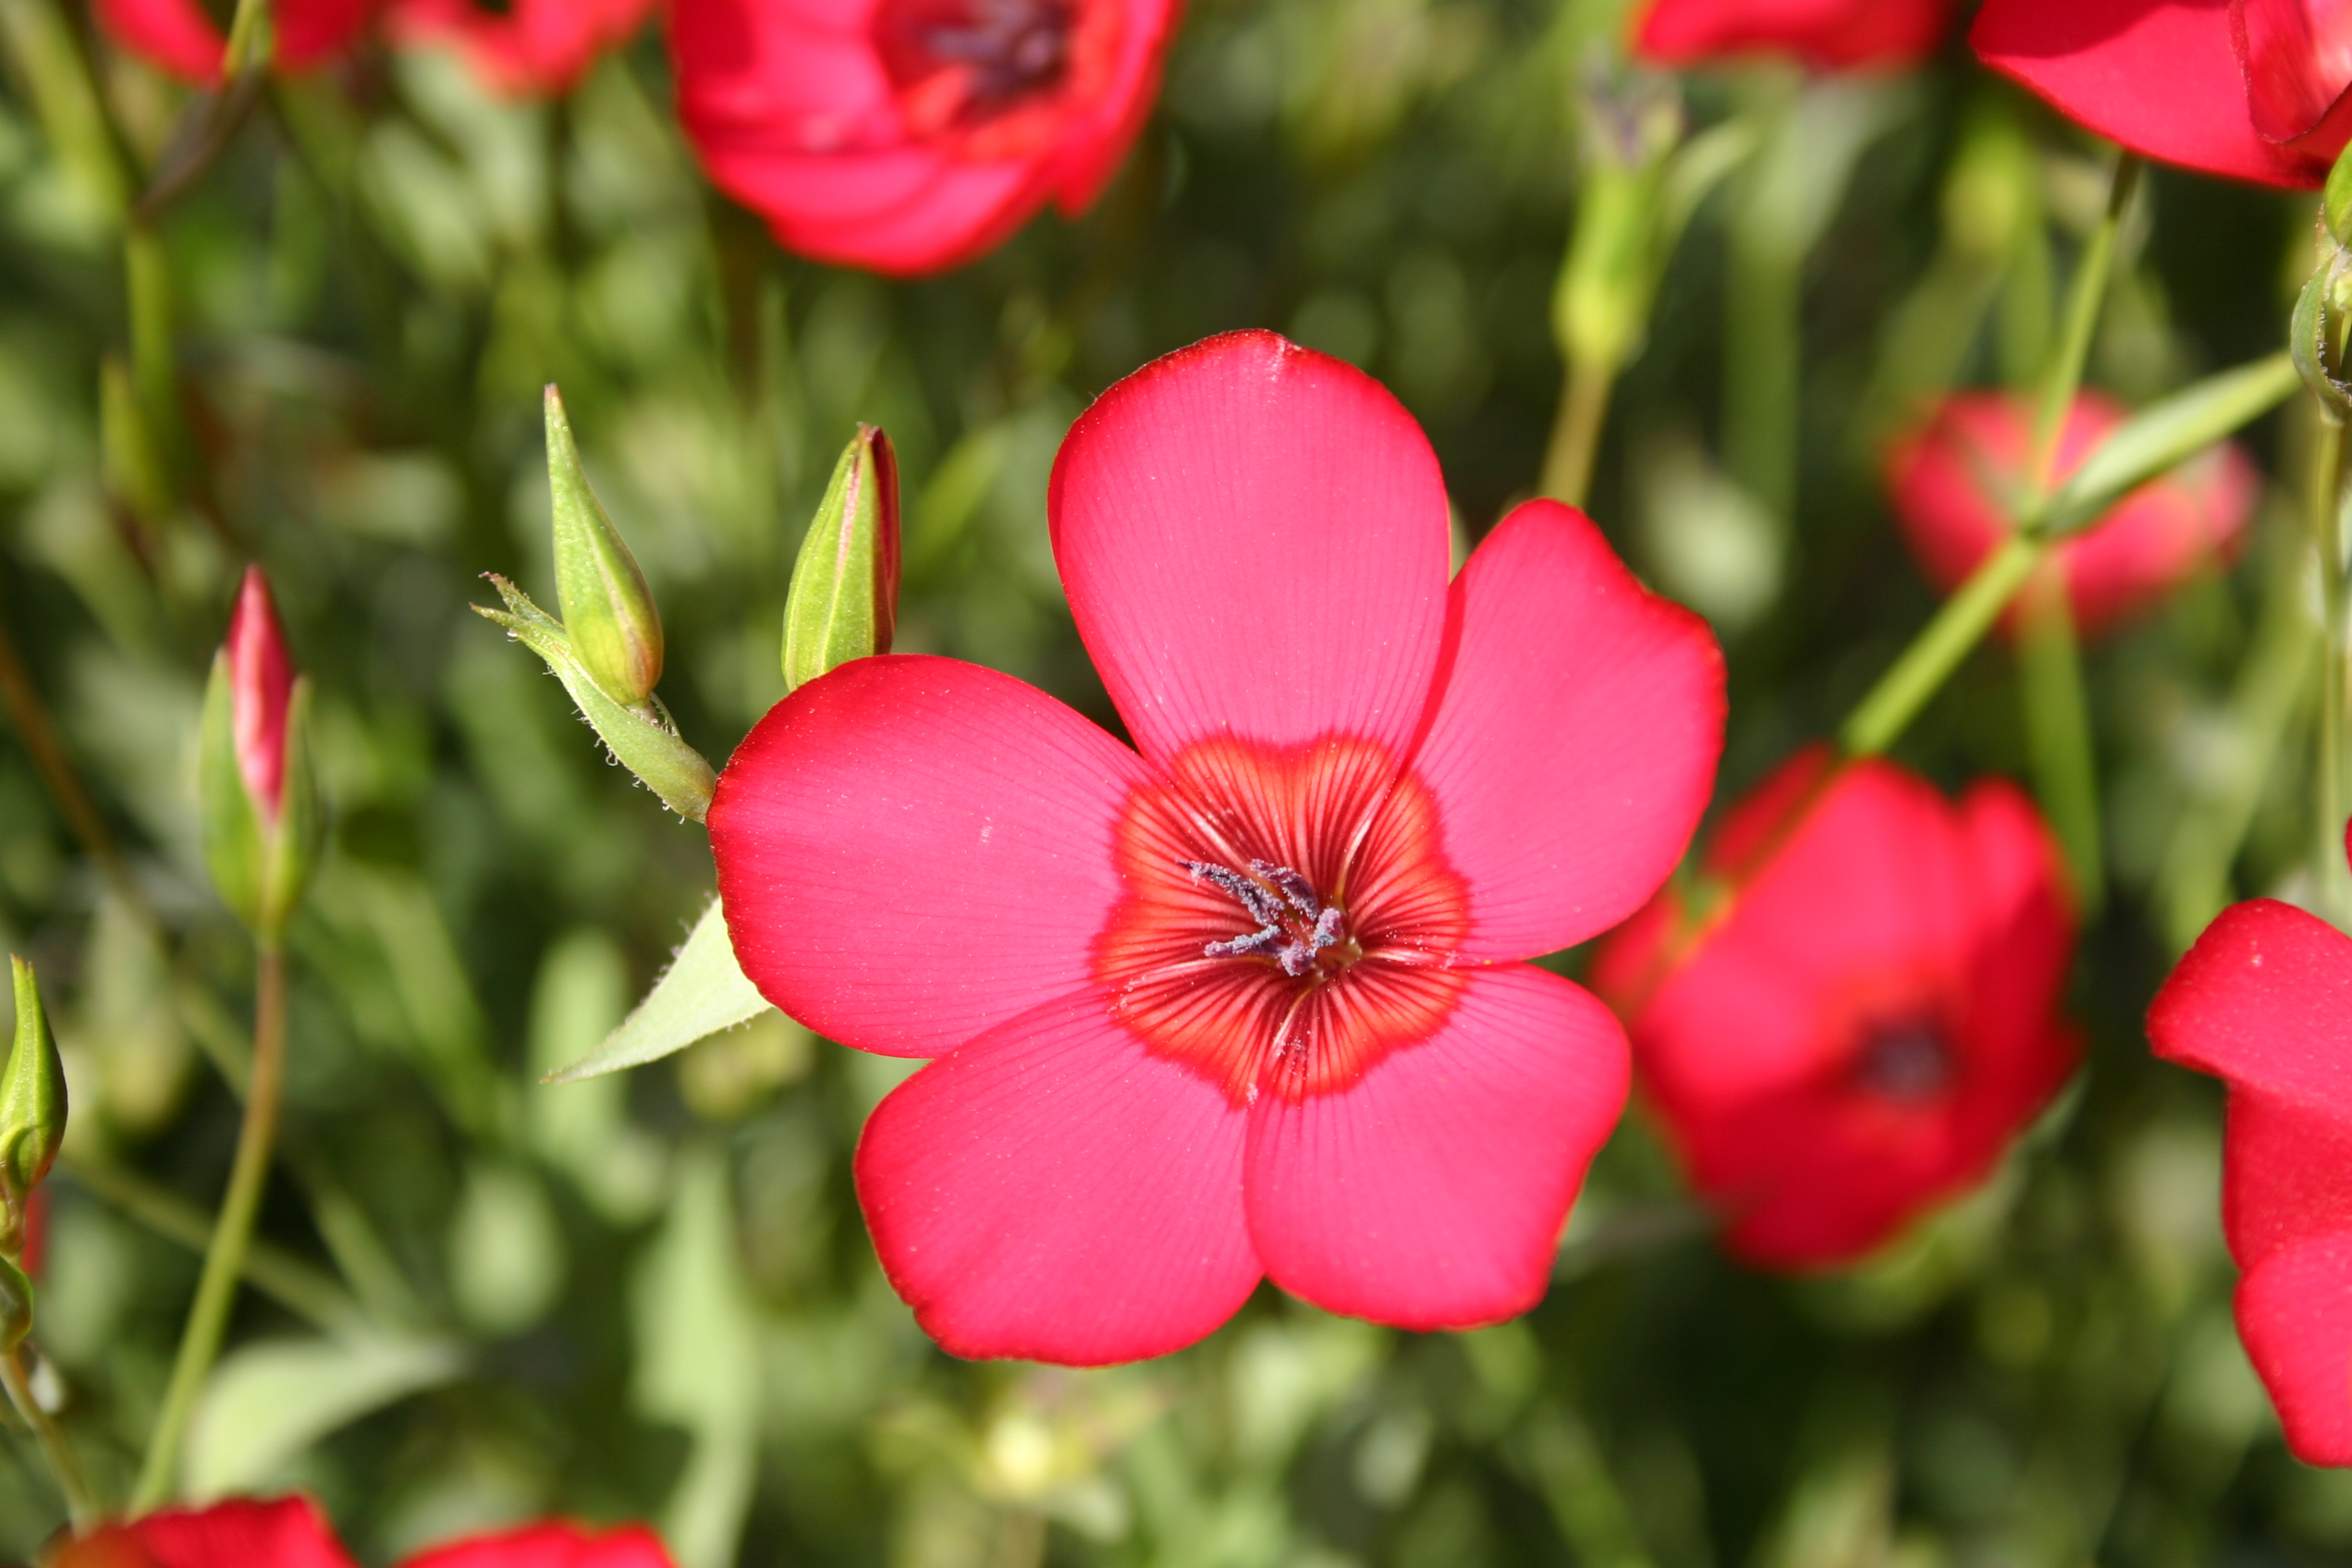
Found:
<box><xmin>1097</xmin><ymin>735</ymin><xmax>1471</xmax><ymax>1107</ymax></box>
<box><xmin>874</xmin><ymin>0</ymin><xmax>1119</xmax><ymax>149</ymax></box>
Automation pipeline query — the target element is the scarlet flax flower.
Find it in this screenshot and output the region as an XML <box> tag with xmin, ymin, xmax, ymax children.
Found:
<box><xmin>670</xmin><ymin>0</ymin><xmax>1181</xmax><ymax>276</ymax></box>
<box><xmin>1886</xmin><ymin>390</ymin><xmax>2258</xmax><ymax>639</ymax></box>
<box><xmin>1632</xmin><ymin>0</ymin><xmax>1952</xmax><ymax>71</ymax></box>
<box><xmin>54</xmin><ymin>1495</ymin><xmax>675</xmax><ymax>1568</ymax></box>
<box><xmin>387</xmin><ymin>0</ymin><xmax>657</xmax><ymax>95</ymax></box>
<box><xmin>1973</xmin><ymin>0</ymin><xmax>2352</xmax><ymax>188</ymax></box>
<box><xmin>707</xmin><ymin>330</ymin><xmax>1725</xmax><ymax>1363</ymax></box>
<box><xmin>95</xmin><ymin>0</ymin><xmax>372</xmax><ymax>82</ymax></box>
<box><xmin>1591</xmin><ymin>751</ymin><xmax>2078</xmax><ymax>1269</ymax></box>
<box><xmin>2148</xmin><ymin>831</ymin><xmax>2352</xmax><ymax>1465</ymax></box>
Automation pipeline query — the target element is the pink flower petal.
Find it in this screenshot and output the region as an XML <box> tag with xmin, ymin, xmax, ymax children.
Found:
<box><xmin>1406</xmin><ymin>500</ymin><xmax>1723</xmax><ymax>960</ymax></box>
<box><xmin>277</xmin><ymin>0</ymin><xmax>374</xmax><ymax>69</ymax></box>
<box><xmin>84</xmin><ymin>1496</ymin><xmax>359</xmax><ymax>1568</ymax></box>
<box><xmin>1971</xmin><ymin>0</ymin><xmax>2320</xmax><ymax>188</ymax></box>
<box><xmin>402</xmin><ymin>1521</ymin><xmax>676</xmax><ymax>1568</ymax></box>
<box><xmin>2220</xmin><ymin>1086</ymin><xmax>2352</xmax><ymax>1272</ymax></box>
<box><xmin>710</xmin><ymin>655</ymin><xmax>1150</xmax><ymax>1059</ymax></box>
<box><xmin>1243</xmin><ymin>964</ymin><xmax>1626</xmax><ymax>1329</ymax></box>
<box><xmin>94</xmin><ymin>0</ymin><xmax>230</xmax><ymax>83</ymax></box>
<box><xmin>1049</xmin><ymin>331</ymin><xmax>1452</xmax><ymax>769</ymax></box>
<box><xmin>2236</xmin><ymin>1231</ymin><xmax>2352</xmax><ymax>1465</ymax></box>
<box><xmin>856</xmin><ymin>991</ymin><xmax>1259</xmax><ymax>1364</ymax></box>
<box><xmin>2148</xmin><ymin>896</ymin><xmax>2352</xmax><ymax>1112</ymax></box>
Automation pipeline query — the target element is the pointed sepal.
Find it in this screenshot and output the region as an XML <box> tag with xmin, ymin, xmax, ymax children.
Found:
<box><xmin>546</xmin><ymin>386</ymin><xmax>664</xmax><ymax>707</ymax></box>
<box><xmin>1</xmin><ymin>958</ymin><xmax>64</xmax><ymax>1237</ymax></box>
<box><xmin>782</xmin><ymin>426</ymin><xmax>900</xmax><ymax>692</ymax></box>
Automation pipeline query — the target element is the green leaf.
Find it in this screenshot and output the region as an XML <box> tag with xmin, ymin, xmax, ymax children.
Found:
<box><xmin>181</xmin><ymin>1332</ymin><xmax>464</xmax><ymax>1501</ymax></box>
<box><xmin>2043</xmin><ymin>352</ymin><xmax>2301</xmax><ymax>537</ymax></box>
<box><xmin>544</xmin><ymin>896</ymin><xmax>770</xmax><ymax>1083</ymax></box>
<box><xmin>475</xmin><ymin>575</ymin><xmax>715</xmax><ymax>822</ymax></box>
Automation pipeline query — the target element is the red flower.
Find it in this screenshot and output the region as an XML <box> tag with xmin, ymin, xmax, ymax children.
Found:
<box><xmin>670</xmin><ymin>0</ymin><xmax>1181</xmax><ymax>276</ymax></box>
<box><xmin>93</xmin><ymin>0</ymin><xmax>372</xmax><ymax>83</ymax></box>
<box><xmin>706</xmin><ymin>330</ymin><xmax>1725</xmax><ymax>1363</ymax></box>
<box><xmin>52</xmin><ymin>1497</ymin><xmax>675</xmax><ymax>1568</ymax></box>
<box><xmin>1591</xmin><ymin>751</ymin><xmax>2079</xmax><ymax>1269</ymax></box>
<box><xmin>1886</xmin><ymin>391</ymin><xmax>2257</xmax><ymax>639</ymax></box>
<box><xmin>1972</xmin><ymin>0</ymin><xmax>2352</xmax><ymax>188</ymax></box>
<box><xmin>387</xmin><ymin>0</ymin><xmax>658</xmax><ymax>96</ymax></box>
<box><xmin>224</xmin><ymin>567</ymin><xmax>297</xmax><ymax>825</ymax></box>
<box><xmin>2148</xmin><ymin>835</ymin><xmax>2352</xmax><ymax>1466</ymax></box>
<box><xmin>1632</xmin><ymin>0</ymin><xmax>1952</xmax><ymax>70</ymax></box>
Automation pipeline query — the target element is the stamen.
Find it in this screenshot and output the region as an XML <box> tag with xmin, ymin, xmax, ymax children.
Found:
<box><xmin>1205</xmin><ymin>926</ymin><xmax>1285</xmax><ymax>959</ymax></box>
<box><xmin>1183</xmin><ymin>856</ymin><xmax>1356</xmax><ymax>979</ymax></box>
<box><xmin>1250</xmin><ymin>859</ymin><xmax>1321</xmax><ymax>917</ymax></box>
<box><xmin>1184</xmin><ymin>861</ymin><xmax>1281</xmax><ymax>926</ymax></box>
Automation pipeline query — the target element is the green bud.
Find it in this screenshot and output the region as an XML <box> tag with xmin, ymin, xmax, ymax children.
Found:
<box><xmin>782</xmin><ymin>426</ymin><xmax>900</xmax><ymax>693</ymax></box>
<box><xmin>199</xmin><ymin>588</ymin><xmax>320</xmax><ymax>945</ymax></box>
<box><xmin>1554</xmin><ymin>67</ymin><xmax>1683</xmax><ymax>375</ymax></box>
<box><xmin>2328</xmin><ymin>142</ymin><xmax>2352</xmax><ymax>250</ymax></box>
<box><xmin>2293</xmin><ymin>249</ymin><xmax>2352</xmax><ymax>421</ymax></box>
<box><xmin>546</xmin><ymin>386</ymin><xmax>664</xmax><ymax>707</ymax></box>
<box><xmin>2</xmin><ymin>959</ymin><xmax>66</xmax><ymax>1217</ymax></box>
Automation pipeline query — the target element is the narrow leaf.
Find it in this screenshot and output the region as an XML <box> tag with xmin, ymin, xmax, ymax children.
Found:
<box><xmin>2042</xmin><ymin>352</ymin><xmax>2299</xmax><ymax>537</ymax></box>
<box><xmin>182</xmin><ymin>1333</ymin><xmax>463</xmax><ymax>1501</ymax></box>
<box><xmin>545</xmin><ymin>897</ymin><xmax>770</xmax><ymax>1083</ymax></box>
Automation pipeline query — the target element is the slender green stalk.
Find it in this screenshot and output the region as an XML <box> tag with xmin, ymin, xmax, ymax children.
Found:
<box><xmin>2314</xmin><ymin>416</ymin><xmax>2352</xmax><ymax>925</ymax></box>
<box><xmin>0</xmin><ymin>0</ymin><xmax>129</xmax><ymax>217</ymax></box>
<box><xmin>2024</xmin><ymin>155</ymin><xmax>2141</xmax><ymax>503</ymax></box>
<box><xmin>1724</xmin><ymin>214</ymin><xmax>1802</xmax><ymax>521</ymax></box>
<box><xmin>2017</xmin><ymin>573</ymin><xmax>2104</xmax><ymax>913</ymax></box>
<box><xmin>0</xmin><ymin>1342</ymin><xmax>96</xmax><ymax>1530</ymax></box>
<box><xmin>134</xmin><ymin>944</ymin><xmax>289</xmax><ymax>1509</ymax></box>
<box><xmin>1540</xmin><ymin>358</ymin><xmax>1616</xmax><ymax>509</ymax></box>
<box><xmin>1841</xmin><ymin>535</ymin><xmax>2042</xmax><ymax>756</ymax></box>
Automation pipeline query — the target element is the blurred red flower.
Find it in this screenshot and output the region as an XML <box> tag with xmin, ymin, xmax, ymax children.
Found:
<box><xmin>94</xmin><ymin>0</ymin><xmax>371</xmax><ymax>83</ymax></box>
<box><xmin>53</xmin><ymin>1496</ymin><xmax>674</xmax><ymax>1568</ymax></box>
<box><xmin>1592</xmin><ymin>750</ymin><xmax>2079</xmax><ymax>1269</ymax></box>
<box><xmin>707</xmin><ymin>330</ymin><xmax>1724</xmax><ymax>1362</ymax></box>
<box><xmin>1886</xmin><ymin>390</ymin><xmax>2257</xmax><ymax>639</ymax></box>
<box><xmin>669</xmin><ymin>0</ymin><xmax>1181</xmax><ymax>276</ymax></box>
<box><xmin>1973</xmin><ymin>0</ymin><xmax>2352</xmax><ymax>188</ymax></box>
<box><xmin>2148</xmin><ymin>834</ymin><xmax>2352</xmax><ymax>1466</ymax></box>
<box><xmin>387</xmin><ymin>0</ymin><xmax>657</xmax><ymax>95</ymax></box>
<box><xmin>1632</xmin><ymin>0</ymin><xmax>1952</xmax><ymax>70</ymax></box>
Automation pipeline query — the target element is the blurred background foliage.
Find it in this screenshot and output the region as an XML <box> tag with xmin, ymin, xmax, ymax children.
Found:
<box><xmin>0</xmin><ymin>0</ymin><xmax>2339</xmax><ymax>1562</ymax></box>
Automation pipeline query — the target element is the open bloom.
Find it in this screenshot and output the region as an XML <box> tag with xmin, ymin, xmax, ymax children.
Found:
<box><xmin>1887</xmin><ymin>390</ymin><xmax>2258</xmax><ymax>639</ymax></box>
<box><xmin>1591</xmin><ymin>751</ymin><xmax>2078</xmax><ymax>1269</ymax></box>
<box><xmin>388</xmin><ymin>0</ymin><xmax>657</xmax><ymax>95</ymax></box>
<box><xmin>708</xmin><ymin>331</ymin><xmax>1724</xmax><ymax>1363</ymax></box>
<box><xmin>54</xmin><ymin>1495</ymin><xmax>675</xmax><ymax>1568</ymax></box>
<box><xmin>95</xmin><ymin>0</ymin><xmax>371</xmax><ymax>82</ymax></box>
<box><xmin>1973</xmin><ymin>0</ymin><xmax>2352</xmax><ymax>188</ymax></box>
<box><xmin>2148</xmin><ymin>834</ymin><xmax>2352</xmax><ymax>1465</ymax></box>
<box><xmin>1632</xmin><ymin>0</ymin><xmax>1952</xmax><ymax>71</ymax></box>
<box><xmin>670</xmin><ymin>0</ymin><xmax>1181</xmax><ymax>276</ymax></box>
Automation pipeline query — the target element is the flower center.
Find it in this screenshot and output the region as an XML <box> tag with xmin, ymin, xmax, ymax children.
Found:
<box><xmin>1851</xmin><ymin>1019</ymin><xmax>1953</xmax><ymax>1104</ymax></box>
<box><xmin>1181</xmin><ymin>858</ymin><xmax>1363</xmax><ymax>979</ymax></box>
<box><xmin>874</xmin><ymin>0</ymin><xmax>1106</xmax><ymax>145</ymax></box>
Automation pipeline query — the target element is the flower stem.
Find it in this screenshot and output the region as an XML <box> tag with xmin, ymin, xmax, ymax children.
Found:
<box><xmin>2017</xmin><ymin>572</ymin><xmax>2104</xmax><ymax>914</ymax></box>
<box><xmin>1840</xmin><ymin>534</ymin><xmax>2042</xmax><ymax>756</ymax></box>
<box><xmin>1723</xmin><ymin>207</ymin><xmax>1802</xmax><ymax>523</ymax></box>
<box><xmin>133</xmin><ymin>942</ymin><xmax>289</xmax><ymax>1511</ymax></box>
<box><xmin>2313</xmin><ymin>414</ymin><xmax>2352</xmax><ymax>925</ymax></box>
<box><xmin>2024</xmin><ymin>153</ymin><xmax>2141</xmax><ymax>505</ymax></box>
<box><xmin>1540</xmin><ymin>356</ymin><xmax>1616</xmax><ymax>509</ymax></box>
<box><xmin>1</xmin><ymin>1341</ymin><xmax>96</xmax><ymax>1531</ymax></box>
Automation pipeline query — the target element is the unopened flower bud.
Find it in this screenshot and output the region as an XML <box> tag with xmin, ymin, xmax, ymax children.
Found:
<box><xmin>1</xmin><ymin>959</ymin><xmax>64</xmax><ymax>1225</ymax></box>
<box><xmin>546</xmin><ymin>386</ymin><xmax>664</xmax><ymax>707</ymax></box>
<box><xmin>2294</xmin><ymin>248</ymin><xmax>2352</xmax><ymax>420</ymax></box>
<box><xmin>201</xmin><ymin>567</ymin><xmax>318</xmax><ymax>942</ymax></box>
<box><xmin>782</xmin><ymin>426</ymin><xmax>900</xmax><ymax>692</ymax></box>
<box><xmin>2328</xmin><ymin>142</ymin><xmax>2352</xmax><ymax>250</ymax></box>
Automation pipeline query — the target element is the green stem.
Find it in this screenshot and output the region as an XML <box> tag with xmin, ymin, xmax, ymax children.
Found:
<box><xmin>2024</xmin><ymin>154</ymin><xmax>2141</xmax><ymax>507</ymax></box>
<box><xmin>1</xmin><ymin>1341</ymin><xmax>96</xmax><ymax>1530</ymax></box>
<box><xmin>1540</xmin><ymin>357</ymin><xmax>1616</xmax><ymax>509</ymax></box>
<box><xmin>1840</xmin><ymin>535</ymin><xmax>2042</xmax><ymax>756</ymax></box>
<box><xmin>0</xmin><ymin>0</ymin><xmax>129</xmax><ymax>218</ymax></box>
<box><xmin>2017</xmin><ymin>571</ymin><xmax>2104</xmax><ymax>913</ymax></box>
<box><xmin>2315</xmin><ymin>416</ymin><xmax>2352</xmax><ymax>925</ymax></box>
<box><xmin>1724</xmin><ymin>214</ymin><xmax>1801</xmax><ymax>521</ymax></box>
<box><xmin>134</xmin><ymin>944</ymin><xmax>289</xmax><ymax>1510</ymax></box>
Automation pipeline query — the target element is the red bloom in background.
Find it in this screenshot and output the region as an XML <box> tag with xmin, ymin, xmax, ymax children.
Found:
<box><xmin>53</xmin><ymin>1496</ymin><xmax>675</xmax><ymax>1568</ymax></box>
<box><xmin>1592</xmin><ymin>751</ymin><xmax>2078</xmax><ymax>1269</ymax></box>
<box><xmin>388</xmin><ymin>0</ymin><xmax>657</xmax><ymax>96</ymax></box>
<box><xmin>94</xmin><ymin>0</ymin><xmax>371</xmax><ymax>83</ymax></box>
<box><xmin>707</xmin><ymin>331</ymin><xmax>1724</xmax><ymax>1363</ymax></box>
<box><xmin>1973</xmin><ymin>0</ymin><xmax>2352</xmax><ymax>188</ymax></box>
<box><xmin>670</xmin><ymin>0</ymin><xmax>1181</xmax><ymax>276</ymax></box>
<box><xmin>2148</xmin><ymin>834</ymin><xmax>2352</xmax><ymax>1466</ymax></box>
<box><xmin>1632</xmin><ymin>0</ymin><xmax>1952</xmax><ymax>70</ymax></box>
<box><xmin>1887</xmin><ymin>391</ymin><xmax>2258</xmax><ymax>639</ymax></box>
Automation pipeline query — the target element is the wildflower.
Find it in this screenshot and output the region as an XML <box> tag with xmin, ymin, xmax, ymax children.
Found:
<box><xmin>1592</xmin><ymin>750</ymin><xmax>2078</xmax><ymax>1269</ymax></box>
<box><xmin>54</xmin><ymin>1495</ymin><xmax>675</xmax><ymax>1568</ymax></box>
<box><xmin>2148</xmin><ymin>830</ymin><xmax>2352</xmax><ymax>1465</ymax></box>
<box><xmin>1973</xmin><ymin>0</ymin><xmax>2351</xmax><ymax>188</ymax></box>
<box><xmin>670</xmin><ymin>0</ymin><xmax>1182</xmax><ymax>276</ymax></box>
<box><xmin>1632</xmin><ymin>0</ymin><xmax>1953</xmax><ymax>71</ymax></box>
<box><xmin>94</xmin><ymin>0</ymin><xmax>371</xmax><ymax>82</ymax></box>
<box><xmin>387</xmin><ymin>0</ymin><xmax>656</xmax><ymax>96</ymax></box>
<box><xmin>1886</xmin><ymin>390</ymin><xmax>2258</xmax><ymax>639</ymax></box>
<box><xmin>707</xmin><ymin>330</ymin><xmax>1725</xmax><ymax>1363</ymax></box>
